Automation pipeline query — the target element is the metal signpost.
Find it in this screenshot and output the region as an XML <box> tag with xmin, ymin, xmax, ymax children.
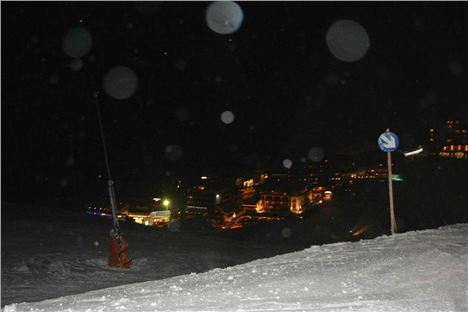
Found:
<box><xmin>378</xmin><ymin>129</ymin><xmax>399</xmax><ymax>235</ymax></box>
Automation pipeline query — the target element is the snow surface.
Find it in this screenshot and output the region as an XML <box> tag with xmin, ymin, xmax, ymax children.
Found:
<box><xmin>3</xmin><ymin>221</ymin><xmax>467</xmax><ymax>312</ymax></box>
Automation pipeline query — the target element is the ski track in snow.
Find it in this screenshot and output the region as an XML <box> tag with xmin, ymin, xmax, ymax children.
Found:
<box><xmin>3</xmin><ymin>224</ymin><xmax>467</xmax><ymax>312</ymax></box>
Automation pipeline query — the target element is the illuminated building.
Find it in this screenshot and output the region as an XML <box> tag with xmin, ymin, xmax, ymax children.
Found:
<box><xmin>345</xmin><ymin>165</ymin><xmax>387</xmax><ymax>182</ymax></box>
<box><xmin>432</xmin><ymin>119</ymin><xmax>468</xmax><ymax>159</ymax></box>
<box><xmin>253</xmin><ymin>176</ymin><xmax>330</xmax><ymax>215</ymax></box>
<box><xmin>182</xmin><ymin>171</ymin><xmax>333</xmax><ymax>229</ymax></box>
<box><xmin>290</xmin><ymin>194</ymin><xmax>305</xmax><ymax>214</ymax></box>
<box><xmin>127</xmin><ymin>210</ymin><xmax>171</xmax><ymax>226</ymax></box>
<box><xmin>184</xmin><ymin>175</ymin><xmax>243</xmax><ymax>228</ymax></box>
<box><xmin>186</xmin><ymin>185</ymin><xmax>214</xmax><ymax>217</ymax></box>
<box><xmin>256</xmin><ymin>190</ymin><xmax>290</xmax><ymax>214</ymax></box>
<box><xmin>148</xmin><ymin>210</ymin><xmax>171</xmax><ymax>225</ymax></box>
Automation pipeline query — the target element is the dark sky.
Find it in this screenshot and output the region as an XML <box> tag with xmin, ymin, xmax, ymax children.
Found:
<box><xmin>2</xmin><ymin>1</ymin><xmax>468</xmax><ymax>206</ymax></box>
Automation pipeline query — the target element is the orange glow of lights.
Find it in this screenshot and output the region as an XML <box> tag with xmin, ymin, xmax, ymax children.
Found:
<box><xmin>352</xmin><ymin>226</ymin><xmax>369</xmax><ymax>237</ymax></box>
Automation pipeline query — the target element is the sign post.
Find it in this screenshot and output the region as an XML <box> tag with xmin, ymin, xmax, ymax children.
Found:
<box><xmin>378</xmin><ymin>129</ymin><xmax>399</xmax><ymax>235</ymax></box>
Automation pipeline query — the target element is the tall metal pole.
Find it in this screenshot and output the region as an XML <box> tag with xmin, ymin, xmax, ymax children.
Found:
<box><xmin>94</xmin><ymin>91</ymin><xmax>119</xmax><ymax>230</ymax></box>
<box><xmin>386</xmin><ymin>136</ymin><xmax>397</xmax><ymax>235</ymax></box>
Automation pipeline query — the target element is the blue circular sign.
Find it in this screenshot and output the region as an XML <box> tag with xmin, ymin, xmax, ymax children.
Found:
<box><xmin>378</xmin><ymin>131</ymin><xmax>399</xmax><ymax>152</ymax></box>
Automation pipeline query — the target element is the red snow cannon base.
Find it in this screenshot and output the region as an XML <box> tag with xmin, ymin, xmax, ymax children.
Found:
<box><xmin>108</xmin><ymin>229</ymin><xmax>132</xmax><ymax>269</ymax></box>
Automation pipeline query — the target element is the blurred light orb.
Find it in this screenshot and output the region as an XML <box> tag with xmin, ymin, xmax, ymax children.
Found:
<box><xmin>281</xmin><ymin>227</ymin><xmax>292</xmax><ymax>238</ymax></box>
<box><xmin>229</xmin><ymin>144</ymin><xmax>239</xmax><ymax>152</ymax></box>
<box><xmin>325</xmin><ymin>72</ymin><xmax>340</xmax><ymax>86</ymax></box>
<box><xmin>62</xmin><ymin>27</ymin><xmax>93</xmax><ymax>58</ymax></box>
<box><xmin>282</xmin><ymin>159</ymin><xmax>293</xmax><ymax>169</ymax></box>
<box><xmin>221</xmin><ymin>110</ymin><xmax>235</xmax><ymax>124</ymax></box>
<box><xmin>175</xmin><ymin>106</ymin><xmax>190</xmax><ymax>122</ymax></box>
<box><xmin>450</xmin><ymin>62</ymin><xmax>463</xmax><ymax>75</ymax></box>
<box><xmin>313</xmin><ymin>99</ymin><xmax>323</xmax><ymax>108</ymax></box>
<box><xmin>66</xmin><ymin>157</ymin><xmax>75</xmax><ymax>167</ymax></box>
<box><xmin>48</xmin><ymin>74</ymin><xmax>59</xmax><ymax>85</ymax></box>
<box><xmin>134</xmin><ymin>1</ymin><xmax>162</xmax><ymax>15</ymax></box>
<box><xmin>413</xmin><ymin>17</ymin><xmax>427</xmax><ymax>33</ymax></box>
<box><xmin>165</xmin><ymin>144</ymin><xmax>183</xmax><ymax>161</ymax></box>
<box><xmin>103</xmin><ymin>65</ymin><xmax>139</xmax><ymax>100</ymax></box>
<box><xmin>30</xmin><ymin>35</ymin><xmax>40</xmax><ymax>45</ymax></box>
<box><xmin>228</xmin><ymin>42</ymin><xmax>237</xmax><ymax>52</ymax></box>
<box><xmin>206</xmin><ymin>1</ymin><xmax>244</xmax><ymax>35</ymax></box>
<box><xmin>425</xmin><ymin>92</ymin><xmax>438</xmax><ymax>107</ymax></box>
<box><xmin>326</xmin><ymin>19</ymin><xmax>370</xmax><ymax>62</ymax></box>
<box><xmin>308</xmin><ymin>147</ymin><xmax>325</xmax><ymax>162</ymax></box>
<box><xmin>93</xmin><ymin>241</ymin><xmax>99</xmax><ymax>247</ymax></box>
<box><xmin>70</xmin><ymin>58</ymin><xmax>84</xmax><ymax>71</ymax></box>
<box><xmin>175</xmin><ymin>59</ymin><xmax>187</xmax><ymax>71</ymax></box>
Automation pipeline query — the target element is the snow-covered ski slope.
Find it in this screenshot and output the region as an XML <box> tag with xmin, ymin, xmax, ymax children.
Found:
<box><xmin>4</xmin><ymin>224</ymin><xmax>467</xmax><ymax>312</ymax></box>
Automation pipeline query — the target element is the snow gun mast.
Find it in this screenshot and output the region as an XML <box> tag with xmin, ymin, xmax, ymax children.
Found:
<box><xmin>94</xmin><ymin>91</ymin><xmax>131</xmax><ymax>268</ymax></box>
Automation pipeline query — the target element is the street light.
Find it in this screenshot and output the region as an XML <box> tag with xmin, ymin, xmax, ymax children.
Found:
<box><xmin>163</xmin><ymin>199</ymin><xmax>170</xmax><ymax>209</ymax></box>
<box><xmin>403</xmin><ymin>146</ymin><xmax>424</xmax><ymax>157</ymax></box>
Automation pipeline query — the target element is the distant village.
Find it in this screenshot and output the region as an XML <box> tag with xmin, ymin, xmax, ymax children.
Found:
<box><xmin>86</xmin><ymin>119</ymin><xmax>468</xmax><ymax>230</ymax></box>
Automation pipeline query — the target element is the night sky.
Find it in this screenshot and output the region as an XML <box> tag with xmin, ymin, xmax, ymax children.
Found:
<box><xmin>2</xmin><ymin>1</ymin><xmax>468</xmax><ymax>207</ymax></box>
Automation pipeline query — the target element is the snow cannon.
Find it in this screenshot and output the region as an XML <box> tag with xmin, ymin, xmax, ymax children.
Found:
<box><xmin>108</xmin><ymin>227</ymin><xmax>132</xmax><ymax>269</ymax></box>
<box><xmin>94</xmin><ymin>91</ymin><xmax>132</xmax><ymax>269</ymax></box>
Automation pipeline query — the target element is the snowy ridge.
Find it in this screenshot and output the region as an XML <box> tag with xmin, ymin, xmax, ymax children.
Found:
<box><xmin>4</xmin><ymin>224</ymin><xmax>468</xmax><ymax>312</ymax></box>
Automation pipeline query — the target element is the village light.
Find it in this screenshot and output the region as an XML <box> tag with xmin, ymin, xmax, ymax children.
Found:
<box><xmin>403</xmin><ymin>147</ymin><xmax>424</xmax><ymax>157</ymax></box>
<box><xmin>163</xmin><ymin>199</ymin><xmax>170</xmax><ymax>208</ymax></box>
